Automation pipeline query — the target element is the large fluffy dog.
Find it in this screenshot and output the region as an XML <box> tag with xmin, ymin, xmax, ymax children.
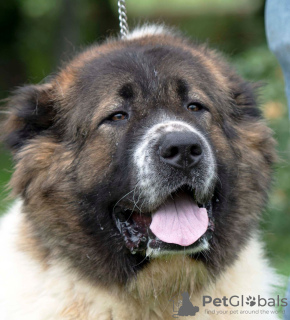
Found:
<box><xmin>0</xmin><ymin>25</ymin><xmax>279</xmax><ymax>319</ymax></box>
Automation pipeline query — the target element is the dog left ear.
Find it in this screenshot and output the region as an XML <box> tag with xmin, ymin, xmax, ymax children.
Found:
<box><xmin>232</xmin><ymin>81</ymin><xmax>262</xmax><ymax>119</ymax></box>
<box><xmin>2</xmin><ymin>83</ymin><xmax>57</xmax><ymax>152</ymax></box>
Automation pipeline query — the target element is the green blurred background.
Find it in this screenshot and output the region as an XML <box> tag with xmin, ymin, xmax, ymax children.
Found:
<box><xmin>0</xmin><ymin>0</ymin><xmax>289</xmax><ymax>279</ymax></box>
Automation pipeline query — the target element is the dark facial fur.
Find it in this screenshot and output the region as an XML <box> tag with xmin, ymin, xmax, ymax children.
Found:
<box><xmin>2</xmin><ymin>30</ymin><xmax>276</xmax><ymax>286</ymax></box>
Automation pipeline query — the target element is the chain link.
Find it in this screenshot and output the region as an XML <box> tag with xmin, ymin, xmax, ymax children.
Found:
<box><xmin>118</xmin><ymin>0</ymin><xmax>129</xmax><ymax>38</ymax></box>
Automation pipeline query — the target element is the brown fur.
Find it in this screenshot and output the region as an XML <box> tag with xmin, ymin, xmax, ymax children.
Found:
<box><xmin>0</xmin><ymin>27</ymin><xmax>277</xmax><ymax>319</ymax></box>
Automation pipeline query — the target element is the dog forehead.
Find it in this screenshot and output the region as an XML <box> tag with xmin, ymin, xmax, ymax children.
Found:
<box><xmin>66</xmin><ymin>42</ymin><xmax>218</xmax><ymax>97</ymax></box>
<box><xmin>70</xmin><ymin>50</ymin><xmax>221</xmax><ymax>122</ymax></box>
<box><xmin>53</xmin><ymin>36</ymin><xmax>233</xmax><ymax>128</ymax></box>
<box><xmin>77</xmin><ymin>47</ymin><xmax>199</xmax><ymax>89</ymax></box>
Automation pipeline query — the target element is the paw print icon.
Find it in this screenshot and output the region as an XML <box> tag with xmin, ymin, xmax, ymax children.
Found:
<box><xmin>246</xmin><ymin>296</ymin><xmax>256</xmax><ymax>307</ymax></box>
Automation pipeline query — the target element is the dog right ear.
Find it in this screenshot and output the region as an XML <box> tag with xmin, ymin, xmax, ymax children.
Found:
<box><xmin>2</xmin><ymin>83</ymin><xmax>57</xmax><ymax>153</ymax></box>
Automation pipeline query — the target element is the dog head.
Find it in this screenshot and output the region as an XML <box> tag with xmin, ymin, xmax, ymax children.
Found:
<box><xmin>3</xmin><ymin>26</ymin><xmax>276</xmax><ymax>285</ymax></box>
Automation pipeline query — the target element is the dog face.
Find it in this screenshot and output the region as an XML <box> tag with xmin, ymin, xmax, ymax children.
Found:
<box><xmin>3</xmin><ymin>26</ymin><xmax>276</xmax><ymax>286</ymax></box>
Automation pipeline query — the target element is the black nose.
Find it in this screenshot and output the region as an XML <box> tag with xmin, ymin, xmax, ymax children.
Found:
<box><xmin>159</xmin><ymin>132</ymin><xmax>203</xmax><ymax>170</ymax></box>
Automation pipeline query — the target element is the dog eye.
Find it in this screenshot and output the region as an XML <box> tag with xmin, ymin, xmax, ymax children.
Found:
<box><xmin>109</xmin><ymin>112</ymin><xmax>128</xmax><ymax>122</ymax></box>
<box><xmin>187</xmin><ymin>103</ymin><xmax>203</xmax><ymax>112</ymax></box>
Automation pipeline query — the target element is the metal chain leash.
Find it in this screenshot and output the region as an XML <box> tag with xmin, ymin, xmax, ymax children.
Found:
<box><xmin>118</xmin><ymin>0</ymin><xmax>129</xmax><ymax>38</ymax></box>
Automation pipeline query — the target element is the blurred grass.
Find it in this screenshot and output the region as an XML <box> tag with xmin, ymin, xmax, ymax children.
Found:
<box><xmin>0</xmin><ymin>147</ymin><xmax>12</xmax><ymax>213</ymax></box>
<box><xmin>125</xmin><ymin>0</ymin><xmax>263</xmax><ymax>16</ymax></box>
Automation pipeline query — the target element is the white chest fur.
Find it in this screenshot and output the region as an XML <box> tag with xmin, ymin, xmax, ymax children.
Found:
<box><xmin>0</xmin><ymin>201</ymin><xmax>281</xmax><ymax>320</ymax></box>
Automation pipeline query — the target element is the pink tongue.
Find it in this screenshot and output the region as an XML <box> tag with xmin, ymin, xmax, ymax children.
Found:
<box><xmin>149</xmin><ymin>193</ymin><xmax>208</xmax><ymax>246</ymax></box>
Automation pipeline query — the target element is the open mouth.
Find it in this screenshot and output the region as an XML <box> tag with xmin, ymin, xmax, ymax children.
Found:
<box><xmin>112</xmin><ymin>185</ymin><xmax>214</xmax><ymax>255</ymax></box>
